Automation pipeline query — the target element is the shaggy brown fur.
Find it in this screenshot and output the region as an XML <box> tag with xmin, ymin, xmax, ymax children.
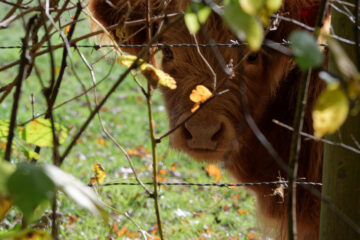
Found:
<box><xmin>89</xmin><ymin>1</ymin><xmax>326</xmax><ymax>239</ymax></box>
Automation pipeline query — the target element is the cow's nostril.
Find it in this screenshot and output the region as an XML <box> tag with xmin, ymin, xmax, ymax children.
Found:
<box><xmin>183</xmin><ymin>124</ymin><xmax>193</xmax><ymax>140</ymax></box>
<box><xmin>211</xmin><ymin>123</ymin><xmax>224</xmax><ymax>142</ymax></box>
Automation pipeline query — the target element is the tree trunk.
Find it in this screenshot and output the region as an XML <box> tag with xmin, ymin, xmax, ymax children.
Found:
<box><xmin>319</xmin><ymin>0</ymin><xmax>360</xmax><ymax>239</ymax></box>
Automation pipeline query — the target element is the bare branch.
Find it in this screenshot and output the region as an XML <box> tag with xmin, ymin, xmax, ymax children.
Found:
<box><xmin>4</xmin><ymin>15</ymin><xmax>37</xmax><ymax>161</ymax></box>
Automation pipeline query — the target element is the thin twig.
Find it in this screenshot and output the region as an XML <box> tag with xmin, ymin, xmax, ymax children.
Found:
<box><xmin>192</xmin><ymin>34</ymin><xmax>217</xmax><ymax>91</ymax></box>
<box><xmin>354</xmin><ymin>0</ymin><xmax>360</xmax><ymax>69</ymax></box>
<box><xmin>287</xmin><ymin>70</ymin><xmax>312</xmax><ymax>240</ymax></box>
<box><xmin>74</xmin><ymin>45</ymin><xmax>153</xmax><ymax>196</ymax></box>
<box><xmin>145</xmin><ymin>1</ymin><xmax>165</xmax><ymax>239</ymax></box>
<box><xmin>1</xmin><ymin>0</ymin><xmax>23</xmax><ymax>22</ymax></box>
<box><xmin>4</xmin><ymin>15</ymin><xmax>36</xmax><ymax>161</ymax></box>
<box><xmin>49</xmin><ymin>2</ymin><xmax>82</xmax><ymax>106</ymax></box>
<box><xmin>272</xmin><ymin>119</ymin><xmax>360</xmax><ymax>154</ymax></box>
<box><xmin>33</xmin><ymin>1</ymin><xmax>82</xmax><ymax>159</ymax></box>
<box><xmin>287</xmin><ymin>1</ymin><xmax>329</xmax><ymax>239</ymax></box>
<box><xmin>0</xmin><ymin>6</ymin><xmax>39</xmax><ymax>29</ymax></box>
<box><xmin>43</xmin><ymin>0</ymin><xmax>72</xmax><ymax>59</ymax></box>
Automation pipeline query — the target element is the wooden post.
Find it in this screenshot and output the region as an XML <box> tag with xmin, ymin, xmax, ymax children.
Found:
<box><xmin>319</xmin><ymin>0</ymin><xmax>360</xmax><ymax>239</ymax></box>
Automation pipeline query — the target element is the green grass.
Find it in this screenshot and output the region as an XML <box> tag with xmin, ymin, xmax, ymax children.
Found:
<box><xmin>0</xmin><ymin>5</ymin><xmax>257</xmax><ymax>240</ymax></box>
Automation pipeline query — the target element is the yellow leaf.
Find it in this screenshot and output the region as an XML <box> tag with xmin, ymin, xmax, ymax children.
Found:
<box><xmin>64</xmin><ymin>25</ymin><xmax>70</xmax><ymax>34</ymax></box>
<box><xmin>0</xmin><ymin>196</ymin><xmax>12</xmax><ymax>221</ymax></box>
<box><xmin>237</xmin><ymin>209</ymin><xmax>247</xmax><ymax>215</ymax></box>
<box><xmin>116</xmin><ymin>55</ymin><xmax>142</xmax><ymax>68</ymax></box>
<box><xmin>116</xmin><ymin>226</ymin><xmax>128</xmax><ymax>237</ymax></box>
<box><xmin>126</xmin><ymin>232</ymin><xmax>139</xmax><ymax>238</ymax></box>
<box><xmin>111</xmin><ymin>221</ymin><xmax>118</xmax><ymax>233</ymax></box>
<box><xmin>117</xmin><ymin>55</ymin><xmax>176</xmax><ymax>89</ymax></box>
<box><xmin>223</xmin><ymin>204</ymin><xmax>230</xmax><ymax>211</ymax></box>
<box><xmin>205</xmin><ymin>164</ymin><xmax>222</xmax><ymax>182</ymax></box>
<box><xmin>90</xmin><ymin>177</ymin><xmax>97</xmax><ymax>185</ymax></box>
<box><xmin>2</xmin><ymin>229</ymin><xmax>52</xmax><ymax>240</ymax></box>
<box><xmin>190</xmin><ymin>85</ymin><xmax>213</xmax><ymax>112</ymax></box>
<box><xmin>150</xmin><ymin>224</ymin><xmax>158</xmax><ymax>234</ymax></box>
<box><xmin>191</xmin><ymin>104</ymin><xmax>200</xmax><ymax>113</ymax></box>
<box><xmin>126</xmin><ymin>148</ymin><xmax>139</xmax><ymax>156</ymax></box>
<box><xmin>246</xmin><ymin>232</ymin><xmax>258</xmax><ymax>240</ymax></box>
<box><xmin>313</xmin><ymin>87</ymin><xmax>349</xmax><ymax>138</ymax></box>
<box><xmin>115</xmin><ymin>28</ymin><xmax>127</xmax><ymax>40</ymax></box>
<box><xmin>136</xmin><ymin>145</ymin><xmax>149</xmax><ymax>157</ymax></box>
<box><xmin>141</xmin><ymin>65</ymin><xmax>177</xmax><ymax>89</ymax></box>
<box><xmin>190</xmin><ymin>85</ymin><xmax>212</xmax><ymax>103</ymax></box>
<box><xmin>67</xmin><ymin>214</ymin><xmax>78</xmax><ymax>225</ymax></box>
<box><xmin>156</xmin><ymin>174</ymin><xmax>167</xmax><ymax>182</ymax></box>
<box><xmin>93</xmin><ymin>162</ymin><xmax>107</xmax><ymax>184</ymax></box>
<box><xmin>170</xmin><ymin>162</ymin><xmax>178</xmax><ymax>171</ymax></box>
<box><xmin>0</xmin><ymin>142</ymin><xmax>6</xmax><ymax>149</ymax></box>
<box><xmin>96</xmin><ymin>138</ymin><xmax>106</xmax><ymax>146</ymax></box>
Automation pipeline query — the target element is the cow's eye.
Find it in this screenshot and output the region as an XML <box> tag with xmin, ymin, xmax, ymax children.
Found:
<box><xmin>246</xmin><ymin>52</ymin><xmax>258</xmax><ymax>63</ymax></box>
<box><xmin>163</xmin><ymin>47</ymin><xmax>174</xmax><ymax>60</ymax></box>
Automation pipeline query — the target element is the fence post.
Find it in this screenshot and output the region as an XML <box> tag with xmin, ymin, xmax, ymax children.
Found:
<box><xmin>319</xmin><ymin>0</ymin><xmax>360</xmax><ymax>239</ymax></box>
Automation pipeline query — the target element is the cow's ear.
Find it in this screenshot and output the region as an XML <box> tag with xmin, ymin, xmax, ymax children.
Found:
<box><xmin>88</xmin><ymin>0</ymin><xmax>175</xmax><ymax>55</ymax></box>
<box><xmin>268</xmin><ymin>0</ymin><xmax>329</xmax><ymax>42</ymax></box>
<box><xmin>282</xmin><ymin>0</ymin><xmax>329</xmax><ymax>27</ymax></box>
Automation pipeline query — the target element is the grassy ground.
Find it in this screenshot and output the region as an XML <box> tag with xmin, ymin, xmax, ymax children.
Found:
<box><xmin>0</xmin><ymin>5</ymin><xmax>257</xmax><ymax>240</ymax></box>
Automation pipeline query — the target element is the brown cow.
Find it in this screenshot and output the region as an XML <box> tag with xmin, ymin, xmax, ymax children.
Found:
<box><xmin>89</xmin><ymin>1</ymin><xmax>325</xmax><ymax>239</ymax></box>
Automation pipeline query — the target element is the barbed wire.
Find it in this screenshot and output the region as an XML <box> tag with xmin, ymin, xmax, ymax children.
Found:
<box><xmin>0</xmin><ymin>41</ymin><xmax>329</xmax><ymax>50</ymax></box>
<box><xmin>96</xmin><ymin>180</ymin><xmax>322</xmax><ymax>188</ymax></box>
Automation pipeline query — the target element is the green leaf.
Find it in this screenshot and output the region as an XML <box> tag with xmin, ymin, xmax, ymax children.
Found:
<box><xmin>239</xmin><ymin>0</ymin><xmax>264</xmax><ymax>15</ymax></box>
<box><xmin>266</xmin><ymin>0</ymin><xmax>282</xmax><ymax>12</ymax></box>
<box><xmin>223</xmin><ymin>0</ymin><xmax>263</xmax><ymax>50</ymax></box>
<box><xmin>0</xmin><ymin>162</ymin><xmax>14</xmax><ymax>221</ymax></box>
<box><xmin>24</xmin><ymin>150</ymin><xmax>40</xmax><ymax>161</ymax></box>
<box><xmin>22</xmin><ymin>118</ymin><xmax>68</xmax><ymax>147</ymax></box>
<box><xmin>0</xmin><ymin>161</ymin><xmax>15</xmax><ymax>196</ymax></box>
<box><xmin>7</xmin><ymin>163</ymin><xmax>55</xmax><ymax>221</ymax></box>
<box><xmin>327</xmin><ymin>38</ymin><xmax>358</xmax><ymax>80</ymax></box>
<box><xmin>239</xmin><ymin>0</ymin><xmax>282</xmax><ymax>25</ymax></box>
<box><xmin>290</xmin><ymin>30</ymin><xmax>324</xmax><ymax>70</ymax></box>
<box><xmin>239</xmin><ymin>0</ymin><xmax>282</xmax><ymax>15</ymax></box>
<box><xmin>184</xmin><ymin>2</ymin><xmax>212</xmax><ymax>34</ymax></box>
<box><xmin>313</xmin><ymin>86</ymin><xmax>349</xmax><ymax>138</ymax></box>
<box><xmin>327</xmin><ymin>37</ymin><xmax>360</xmax><ymax>99</ymax></box>
<box><xmin>0</xmin><ymin>120</ymin><xmax>9</xmax><ymax>142</ymax></box>
<box><xmin>43</xmin><ymin>164</ymin><xmax>108</xmax><ymax>222</ymax></box>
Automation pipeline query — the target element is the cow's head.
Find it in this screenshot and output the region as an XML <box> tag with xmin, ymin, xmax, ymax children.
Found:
<box><xmin>89</xmin><ymin>0</ymin><xmax>322</xmax><ymax>162</ymax></box>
